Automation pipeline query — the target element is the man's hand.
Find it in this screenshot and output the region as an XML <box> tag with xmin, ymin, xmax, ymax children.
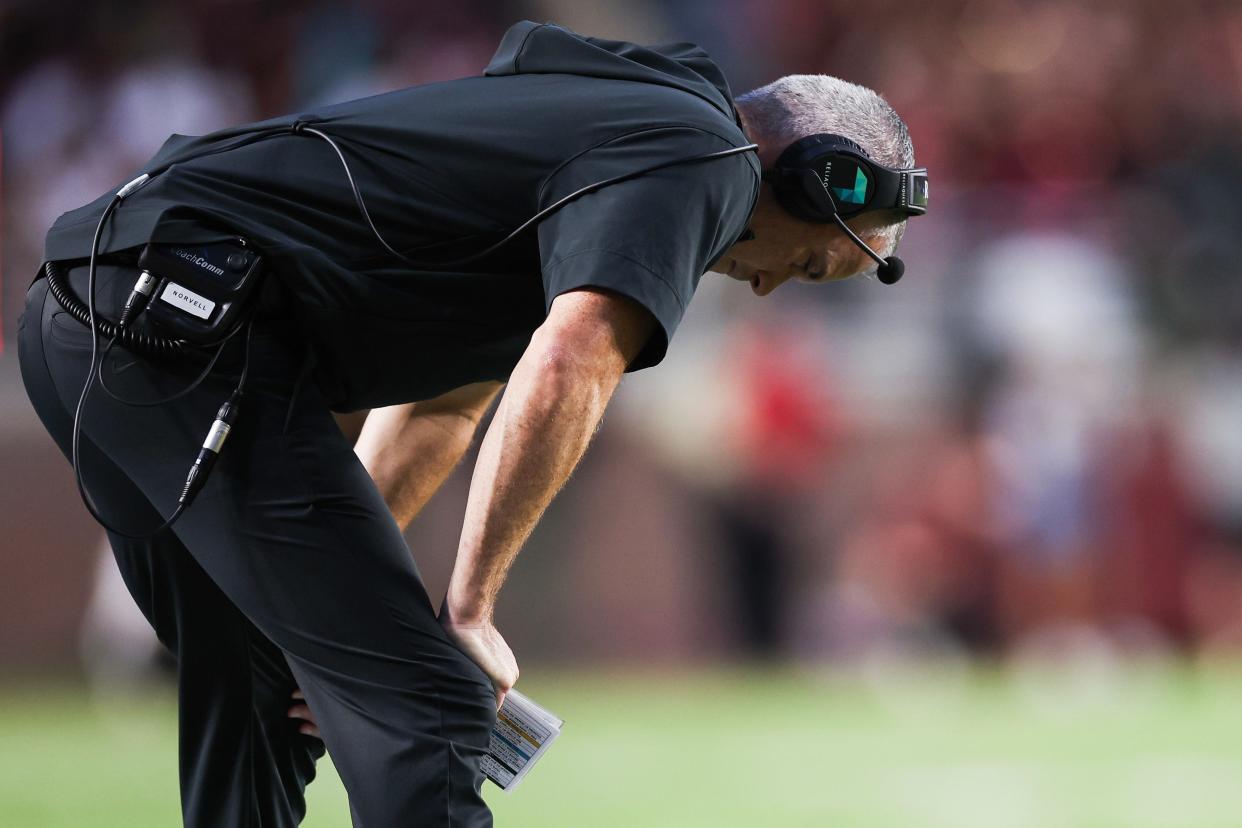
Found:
<box><xmin>287</xmin><ymin>689</ymin><xmax>320</xmax><ymax>739</ymax></box>
<box><xmin>439</xmin><ymin>603</ymin><xmax>519</xmax><ymax>710</ymax></box>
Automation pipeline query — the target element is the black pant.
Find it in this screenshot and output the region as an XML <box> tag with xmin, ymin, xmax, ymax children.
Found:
<box><xmin>18</xmin><ymin>265</ymin><xmax>496</xmax><ymax>827</ymax></box>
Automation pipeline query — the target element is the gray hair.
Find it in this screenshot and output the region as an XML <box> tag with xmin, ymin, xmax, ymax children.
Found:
<box><xmin>736</xmin><ymin>74</ymin><xmax>915</xmax><ymax>256</ymax></box>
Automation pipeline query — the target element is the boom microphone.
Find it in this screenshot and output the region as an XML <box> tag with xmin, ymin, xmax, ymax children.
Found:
<box><xmin>829</xmin><ymin>212</ymin><xmax>904</xmax><ymax>285</ymax></box>
<box><xmin>877</xmin><ymin>256</ymin><xmax>904</xmax><ymax>285</ymax></box>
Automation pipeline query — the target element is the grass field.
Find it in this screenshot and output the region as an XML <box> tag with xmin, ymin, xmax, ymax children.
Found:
<box><xmin>3</xmin><ymin>664</ymin><xmax>1242</xmax><ymax>827</ymax></box>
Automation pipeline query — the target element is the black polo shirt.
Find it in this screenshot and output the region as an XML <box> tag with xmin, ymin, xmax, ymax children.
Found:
<box><xmin>43</xmin><ymin>21</ymin><xmax>760</xmax><ymax>410</ymax></box>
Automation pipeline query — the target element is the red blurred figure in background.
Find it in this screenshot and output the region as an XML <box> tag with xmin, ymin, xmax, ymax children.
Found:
<box><xmin>713</xmin><ymin>315</ymin><xmax>841</xmax><ymax>657</ymax></box>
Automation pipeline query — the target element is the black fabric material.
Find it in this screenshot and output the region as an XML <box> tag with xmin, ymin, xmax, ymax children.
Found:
<box><xmin>41</xmin><ymin>21</ymin><xmax>759</xmax><ymax>411</ymax></box>
<box><xmin>19</xmin><ymin>269</ymin><xmax>496</xmax><ymax>827</ymax></box>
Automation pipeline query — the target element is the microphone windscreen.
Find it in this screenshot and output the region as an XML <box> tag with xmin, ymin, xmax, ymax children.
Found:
<box><xmin>877</xmin><ymin>256</ymin><xmax>905</xmax><ymax>285</ymax></box>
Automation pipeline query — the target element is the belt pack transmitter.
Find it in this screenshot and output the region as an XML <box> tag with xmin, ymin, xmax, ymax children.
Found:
<box><xmin>136</xmin><ymin>238</ymin><xmax>263</xmax><ymax>346</ymax></box>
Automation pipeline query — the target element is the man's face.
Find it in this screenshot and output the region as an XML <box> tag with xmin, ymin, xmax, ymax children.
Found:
<box><xmin>713</xmin><ymin>186</ymin><xmax>886</xmax><ymax>296</ymax></box>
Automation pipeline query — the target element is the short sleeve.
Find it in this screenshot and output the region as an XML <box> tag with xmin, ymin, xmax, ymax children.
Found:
<box><xmin>537</xmin><ymin>127</ymin><xmax>759</xmax><ymax>371</ymax></box>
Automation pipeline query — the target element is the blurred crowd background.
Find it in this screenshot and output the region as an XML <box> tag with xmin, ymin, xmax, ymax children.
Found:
<box><xmin>3</xmin><ymin>0</ymin><xmax>1242</xmax><ymax>685</ymax></box>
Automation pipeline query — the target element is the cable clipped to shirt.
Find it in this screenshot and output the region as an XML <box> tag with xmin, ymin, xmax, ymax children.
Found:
<box><xmin>293</xmin><ymin>122</ymin><xmax>758</xmax><ymax>270</ymax></box>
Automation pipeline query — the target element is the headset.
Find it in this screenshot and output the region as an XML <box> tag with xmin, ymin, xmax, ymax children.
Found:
<box><xmin>50</xmin><ymin>119</ymin><xmax>929</xmax><ymax>538</ymax></box>
<box><xmin>765</xmin><ymin>133</ymin><xmax>928</xmax><ymax>284</ymax></box>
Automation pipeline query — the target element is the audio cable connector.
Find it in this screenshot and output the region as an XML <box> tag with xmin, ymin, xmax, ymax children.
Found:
<box><xmin>180</xmin><ymin>389</ymin><xmax>242</xmax><ymax>507</ymax></box>
<box><xmin>118</xmin><ymin>270</ymin><xmax>158</xmax><ymax>329</ymax></box>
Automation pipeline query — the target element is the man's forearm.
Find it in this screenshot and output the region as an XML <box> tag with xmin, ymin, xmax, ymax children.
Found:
<box><xmin>355</xmin><ymin>382</ymin><xmax>501</xmax><ymax>531</ymax></box>
<box><xmin>445</xmin><ymin>332</ymin><xmax>623</xmax><ymax>622</ymax></box>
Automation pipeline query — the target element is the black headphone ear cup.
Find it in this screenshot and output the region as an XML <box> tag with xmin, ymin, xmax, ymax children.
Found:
<box><xmin>796</xmin><ymin>169</ymin><xmax>838</xmax><ymax>217</ymax></box>
<box><xmin>769</xmin><ymin>133</ymin><xmax>869</xmax><ymax>223</ymax></box>
<box><xmin>767</xmin><ymin>168</ymin><xmax>834</xmax><ymax>223</ymax></box>
<box><xmin>767</xmin><ymin>169</ymin><xmax>803</xmax><ymax>219</ymax></box>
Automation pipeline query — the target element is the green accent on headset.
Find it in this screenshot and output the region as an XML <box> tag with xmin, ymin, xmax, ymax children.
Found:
<box><xmin>833</xmin><ymin>167</ymin><xmax>868</xmax><ymax>205</ymax></box>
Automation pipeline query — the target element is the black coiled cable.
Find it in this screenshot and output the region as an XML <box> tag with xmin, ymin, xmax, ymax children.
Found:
<box><xmin>43</xmin><ymin>259</ymin><xmax>187</xmax><ymax>361</ymax></box>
